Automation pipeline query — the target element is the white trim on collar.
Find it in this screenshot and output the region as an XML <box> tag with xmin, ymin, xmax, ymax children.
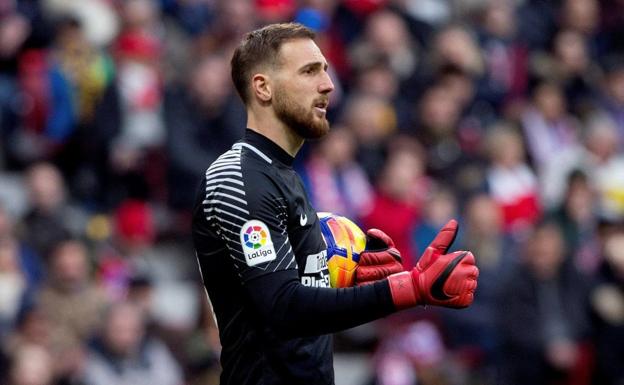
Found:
<box><xmin>232</xmin><ymin>143</ymin><xmax>273</xmax><ymax>164</ymax></box>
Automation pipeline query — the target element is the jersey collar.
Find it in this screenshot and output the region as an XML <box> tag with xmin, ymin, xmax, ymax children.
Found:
<box><xmin>243</xmin><ymin>129</ymin><xmax>295</xmax><ymax>166</ymax></box>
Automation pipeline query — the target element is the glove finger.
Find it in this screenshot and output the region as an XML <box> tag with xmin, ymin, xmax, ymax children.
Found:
<box><xmin>366</xmin><ymin>228</ymin><xmax>395</xmax><ymax>249</ymax></box>
<box><xmin>456</xmin><ymin>280</ymin><xmax>477</xmax><ymax>307</ymax></box>
<box><xmin>455</xmin><ymin>292</ymin><xmax>474</xmax><ymax>308</ymax></box>
<box><xmin>359</xmin><ymin>252</ymin><xmax>393</xmax><ymax>266</ymax></box>
<box><xmin>469</xmin><ymin>277</ymin><xmax>478</xmax><ymax>291</ymax></box>
<box><xmin>356</xmin><ymin>263</ymin><xmax>403</xmax><ymax>282</ymax></box>
<box><xmin>356</xmin><ymin>268</ymin><xmax>384</xmax><ymax>283</ymax></box>
<box><xmin>450</xmin><ymin>252</ymin><xmax>477</xmax><ymax>281</ymax></box>
<box><xmin>432</xmin><ymin>251</ymin><xmax>475</xmax><ymax>296</ymax></box>
<box><xmin>428</xmin><ymin>219</ymin><xmax>459</xmax><ymax>255</ymax></box>
<box><xmin>468</xmin><ymin>266</ymin><xmax>479</xmax><ymax>281</ymax></box>
<box><xmin>356</xmin><ymin>264</ymin><xmax>403</xmax><ymax>281</ymax></box>
<box><xmin>461</xmin><ymin>250</ymin><xmax>476</xmax><ymax>265</ymax></box>
<box><xmin>456</xmin><ymin>256</ymin><xmax>479</xmax><ymax>281</ymax></box>
<box><xmin>416</xmin><ymin>246</ymin><xmax>435</xmax><ymax>271</ymax></box>
<box><xmin>359</xmin><ymin>249</ymin><xmax>402</xmax><ymax>265</ymax></box>
<box><xmin>417</xmin><ymin>245</ymin><xmax>464</xmax><ymax>271</ymax></box>
<box><xmin>444</xmin><ymin>266</ymin><xmax>478</xmax><ymax>298</ymax></box>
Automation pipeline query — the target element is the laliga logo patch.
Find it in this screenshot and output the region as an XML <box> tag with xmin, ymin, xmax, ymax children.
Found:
<box><xmin>243</xmin><ymin>225</ymin><xmax>267</xmax><ymax>249</ymax></box>
<box><xmin>240</xmin><ymin>220</ymin><xmax>276</xmax><ymax>266</ymax></box>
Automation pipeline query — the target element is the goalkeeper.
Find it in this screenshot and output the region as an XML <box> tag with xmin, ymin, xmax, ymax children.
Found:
<box><xmin>192</xmin><ymin>23</ymin><xmax>479</xmax><ymax>385</ymax></box>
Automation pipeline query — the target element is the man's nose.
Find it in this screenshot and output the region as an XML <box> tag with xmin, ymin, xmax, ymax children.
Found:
<box><xmin>319</xmin><ymin>71</ymin><xmax>335</xmax><ymax>94</ymax></box>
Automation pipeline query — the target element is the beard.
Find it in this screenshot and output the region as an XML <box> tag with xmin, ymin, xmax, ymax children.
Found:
<box><xmin>273</xmin><ymin>86</ymin><xmax>330</xmax><ymax>139</ymax></box>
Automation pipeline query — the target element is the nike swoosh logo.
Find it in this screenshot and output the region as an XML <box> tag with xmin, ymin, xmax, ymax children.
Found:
<box><xmin>430</xmin><ymin>252</ymin><xmax>468</xmax><ymax>301</ymax></box>
<box><xmin>300</xmin><ymin>213</ymin><xmax>307</xmax><ymax>226</ymax></box>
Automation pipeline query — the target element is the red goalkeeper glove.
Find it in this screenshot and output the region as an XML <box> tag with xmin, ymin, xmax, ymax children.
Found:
<box><xmin>386</xmin><ymin>219</ymin><xmax>478</xmax><ymax>309</ymax></box>
<box><xmin>355</xmin><ymin>229</ymin><xmax>404</xmax><ymax>285</ymax></box>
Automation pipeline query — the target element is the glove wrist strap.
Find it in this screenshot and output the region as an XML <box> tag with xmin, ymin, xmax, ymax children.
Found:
<box><xmin>387</xmin><ymin>272</ymin><xmax>419</xmax><ymax>310</ymax></box>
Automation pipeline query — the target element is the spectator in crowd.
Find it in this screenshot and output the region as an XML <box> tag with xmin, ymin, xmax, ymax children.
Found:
<box><xmin>362</xmin><ymin>137</ymin><xmax>428</xmax><ymax>268</ymax></box>
<box><xmin>484</xmin><ymin>123</ymin><xmax>541</xmax><ymax>235</ymax></box>
<box><xmin>83</xmin><ymin>301</ymin><xmax>182</xmax><ymax>385</ymax></box>
<box><xmin>341</xmin><ymin>93</ymin><xmax>397</xmax><ymax>180</ymax></box>
<box><xmin>294</xmin><ymin>2</ymin><xmax>350</xmax><ymax>88</ymax></box>
<box><xmin>91</xmin><ymin>3</ymin><xmax>167</xmax><ymax>206</ymax></box>
<box><xmin>436</xmin><ymin>64</ymin><xmax>476</xmax><ymax>116</ymax></box>
<box><xmin>49</xmin><ymin>15</ymin><xmax>115</xmax><ymax>202</ymax></box>
<box><xmin>459</xmin><ymin>195</ymin><xmax>512</xmax><ymax>271</ymax></box>
<box><xmin>582</xmin><ymin>115</ymin><xmax>624</xmax><ymax>219</ymax></box>
<box><xmin>0</xmin><ymin>1</ymin><xmax>30</xmax><ymax>152</ymax></box>
<box><xmin>23</xmin><ymin>162</ymin><xmax>87</xmax><ymax>261</ymax></box>
<box><xmin>1</xmin><ymin>0</ymin><xmax>74</xmax><ymax>167</ymax></box>
<box><xmin>434</xmin><ymin>65</ymin><xmax>493</xmax><ymax>176</ymax></box>
<box><xmin>373</xmin><ymin>320</ymin><xmax>466</xmax><ymax>385</ymax></box>
<box><xmin>164</xmin><ymin>52</ymin><xmax>245</xmax><ymax>211</ymax></box>
<box><xmin>559</xmin><ymin>0</ymin><xmax>603</xmax><ymax>57</ymax></box>
<box><xmin>300</xmin><ymin>126</ymin><xmax>373</xmax><ymax>221</ymax></box>
<box><xmin>520</xmin><ymin>81</ymin><xmax>581</xmax><ymax>170</ymax></box>
<box><xmin>52</xmin><ymin>15</ymin><xmax>113</xmax><ymax>127</ymax></box>
<box><xmin>350</xmin><ymin>9</ymin><xmax>420</xmax><ymax>82</ymax></box>
<box><xmin>440</xmin><ymin>194</ymin><xmax>511</xmax><ymax>385</ymax></box>
<box><xmin>125</xmin><ymin>274</ymin><xmax>154</xmax><ymax>319</ymax></box>
<box><xmin>351</xmin><ymin>60</ymin><xmax>412</xmax><ymax>132</ymax></box>
<box><xmin>531</xmin><ymin>29</ymin><xmax>600</xmax><ymax>112</ymax></box>
<box><xmin>590</xmin><ymin>219</ymin><xmax>624</xmax><ymax>385</ymax></box>
<box><xmin>413</xmin><ymin>82</ymin><xmax>481</xmax><ymax>192</ymax></box>
<box><xmin>412</xmin><ymin>185</ymin><xmax>458</xmax><ymax>258</ymax></box>
<box><xmin>38</xmin><ymin>239</ymin><xmax>107</xmax><ymax>380</ymax></box>
<box><xmin>0</xmin><ymin>203</ymin><xmax>42</xmax><ymax>298</ymax></box>
<box><xmin>4</xmin><ymin>304</ymin><xmax>52</xmax><ymax>355</ymax></box>
<box><xmin>539</xmin><ymin>112</ymin><xmax>620</xmax><ymax>210</ymax></box>
<box><xmin>498</xmin><ymin>221</ymin><xmax>592</xmax><ymax>385</ymax></box>
<box><xmin>6</xmin><ymin>344</ymin><xmax>54</xmax><ymax>385</ymax></box>
<box><xmin>549</xmin><ymin>170</ymin><xmax>600</xmax><ymax>274</ymax></box>
<box><xmin>0</xmin><ymin>236</ymin><xmax>27</xmax><ymax>338</ymax></box>
<box><xmin>429</xmin><ymin>25</ymin><xmax>484</xmax><ymax>82</ymax></box>
<box><xmin>596</xmin><ymin>58</ymin><xmax>624</xmax><ymax>143</ymax></box>
<box><xmin>6</xmin><ymin>48</ymin><xmax>75</xmax><ymax>168</ymax></box>
<box><xmin>474</xmin><ymin>0</ymin><xmax>529</xmax><ymax>112</ymax></box>
<box><xmin>96</xmin><ymin>199</ymin><xmax>156</xmax><ymax>301</ymax></box>
<box><xmin>195</xmin><ymin>0</ymin><xmax>256</xmax><ymax>56</ymax></box>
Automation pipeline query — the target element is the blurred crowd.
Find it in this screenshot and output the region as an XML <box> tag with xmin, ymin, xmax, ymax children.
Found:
<box><xmin>1</xmin><ymin>0</ymin><xmax>624</xmax><ymax>384</ymax></box>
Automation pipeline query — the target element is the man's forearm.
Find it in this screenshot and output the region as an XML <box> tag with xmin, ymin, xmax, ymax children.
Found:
<box><xmin>246</xmin><ymin>270</ymin><xmax>395</xmax><ymax>337</ymax></box>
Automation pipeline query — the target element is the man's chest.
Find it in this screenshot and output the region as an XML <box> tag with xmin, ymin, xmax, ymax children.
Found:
<box><xmin>278</xmin><ymin>174</ymin><xmax>330</xmax><ymax>287</ymax></box>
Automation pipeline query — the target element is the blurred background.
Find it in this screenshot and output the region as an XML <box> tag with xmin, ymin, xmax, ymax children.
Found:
<box><xmin>0</xmin><ymin>0</ymin><xmax>624</xmax><ymax>384</ymax></box>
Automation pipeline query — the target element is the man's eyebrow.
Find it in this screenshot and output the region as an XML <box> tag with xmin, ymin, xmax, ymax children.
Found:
<box><xmin>299</xmin><ymin>61</ymin><xmax>329</xmax><ymax>72</ymax></box>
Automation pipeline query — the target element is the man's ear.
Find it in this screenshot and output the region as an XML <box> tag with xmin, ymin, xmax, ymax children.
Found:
<box><xmin>252</xmin><ymin>73</ymin><xmax>272</xmax><ymax>103</ymax></box>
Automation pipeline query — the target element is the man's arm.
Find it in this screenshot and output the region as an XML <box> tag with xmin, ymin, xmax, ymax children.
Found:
<box><xmin>244</xmin><ymin>219</ymin><xmax>477</xmax><ymax>338</ymax></box>
<box><xmin>204</xmin><ymin>160</ymin><xmax>476</xmax><ymax>338</ymax></box>
<box><xmin>245</xmin><ymin>270</ymin><xmax>395</xmax><ymax>337</ymax></box>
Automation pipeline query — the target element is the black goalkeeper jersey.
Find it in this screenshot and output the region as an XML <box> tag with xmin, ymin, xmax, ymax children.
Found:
<box><xmin>192</xmin><ymin>129</ymin><xmax>396</xmax><ymax>385</ymax></box>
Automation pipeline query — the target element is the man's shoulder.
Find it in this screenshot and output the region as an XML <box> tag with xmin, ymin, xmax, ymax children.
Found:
<box><xmin>201</xmin><ymin>143</ymin><xmax>288</xmax><ymax>212</ymax></box>
<box><xmin>205</xmin><ymin>142</ymin><xmax>280</xmax><ymax>184</ymax></box>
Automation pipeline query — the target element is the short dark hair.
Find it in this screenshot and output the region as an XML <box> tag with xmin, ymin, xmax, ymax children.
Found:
<box><xmin>231</xmin><ymin>23</ymin><xmax>315</xmax><ymax>104</ymax></box>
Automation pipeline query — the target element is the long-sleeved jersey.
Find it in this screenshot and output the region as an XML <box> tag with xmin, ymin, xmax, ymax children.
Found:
<box><xmin>192</xmin><ymin>129</ymin><xmax>396</xmax><ymax>385</ymax></box>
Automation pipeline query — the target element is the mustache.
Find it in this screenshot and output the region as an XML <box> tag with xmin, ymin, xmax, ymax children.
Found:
<box><xmin>313</xmin><ymin>97</ymin><xmax>329</xmax><ymax>107</ymax></box>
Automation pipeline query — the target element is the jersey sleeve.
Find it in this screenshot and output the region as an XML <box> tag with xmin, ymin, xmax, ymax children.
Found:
<box><xmin>245</xmin><ymin>270</ymin><xmax>396</xmax><ymax>337</ymax></box>
<box><xmin>203</xmin><ymin>162</ymin><xmax>297</xmax><ymax>283</ymax></box>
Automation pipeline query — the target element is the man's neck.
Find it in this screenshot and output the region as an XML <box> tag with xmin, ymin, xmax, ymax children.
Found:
<box><xmin>246</xmin><ymin>109</ymin><xmax>304</xmax><ymax>157</ymax></box>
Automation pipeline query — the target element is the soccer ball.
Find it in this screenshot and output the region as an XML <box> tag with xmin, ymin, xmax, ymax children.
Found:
<box><xmin>318</xmin><ymin>212</ymin><xmax>367</xmax><ymax>288</ymax></box>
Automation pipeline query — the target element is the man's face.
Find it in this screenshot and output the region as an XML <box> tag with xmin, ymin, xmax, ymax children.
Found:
<box><xmin>271</xmin><ymin>39</ymin><xmax>334</xmax><ymax>139</ymax></box>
